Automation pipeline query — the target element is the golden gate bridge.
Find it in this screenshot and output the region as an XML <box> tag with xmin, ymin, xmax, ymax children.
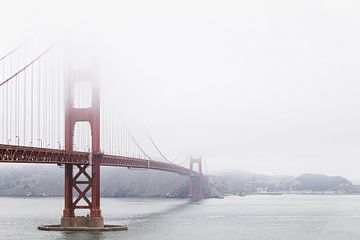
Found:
<box><xmin>0</xmin><ymin>36</ymin><xmax>206</xmax><ymax>231</ymax></box>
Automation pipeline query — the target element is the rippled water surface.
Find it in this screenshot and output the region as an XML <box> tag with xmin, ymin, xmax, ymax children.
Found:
<box><xmin>1</xmin><ymin>195</ymin><xmax>360</xmax><ymax>240</ymax></box>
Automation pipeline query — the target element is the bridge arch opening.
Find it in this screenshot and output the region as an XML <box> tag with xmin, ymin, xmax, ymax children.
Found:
<box><xmin>190</xmin><ymin>158</ymin><xmax>202</xmax><ymax>175</ymax></box>
<box><xmin>192</xmin><ymin>162</ymin><xmax>200</xmax><ymax>173</ymax></box>
<box><xmin>73</xmin><ymin>121</ymin><xmax>92</xmax><ymax>152</ymax></box>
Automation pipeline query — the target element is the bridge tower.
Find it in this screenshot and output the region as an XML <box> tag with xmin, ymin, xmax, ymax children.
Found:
<box><xmin>61</xmin><ymin>62</ymin><xmax>103</xmax><ymax>228</ymax></box>
<box><xmin>189</xmin><ymin>157</ymin><xmax>203</xmax><ymax>199</ymax></box>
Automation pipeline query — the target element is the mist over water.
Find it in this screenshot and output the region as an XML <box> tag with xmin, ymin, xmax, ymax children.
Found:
<box><xmin>2</xmin><ymin>0</ymin><xmax>360</xmax><ymax>178</ymax></box>
<box><xmin>1</xmin><ymin>1</ymin><xmax>360</xmax><ymax>239</ymax></box>
<box><xmin>1</xmin><ymin>195</ymin><xmax>360</xmax><ymax>240</ymax></box>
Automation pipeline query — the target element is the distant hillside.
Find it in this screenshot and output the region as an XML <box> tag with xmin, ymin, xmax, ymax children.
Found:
<box><xmin>0</xmin><ymin>165</ymin><xmax>189</xmax><ymax>197</ymax></box>
<box><xmin>211</xmin><ymin>171</ymin><xmax>359</xmax><ymax>194</ymax></box>
<box><xmin>293</xmin><ymin>173</ymin><xmax>351</xmax><ymax>191</ymax></box>
<box><xmin>0</xmin><ymin>166</ymin><xmax>357</xmax><ymax>197</ymax></box>
<box><xmin>0</xmin><ymin>165</ymin><xmax>218</xmax><ymax>198</ymax></box>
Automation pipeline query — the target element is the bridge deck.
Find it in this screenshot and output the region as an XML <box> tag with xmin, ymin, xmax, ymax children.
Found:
<box><xmin>0</xmin><ymin>144</ymin><xmax>198</xmax><ymax>176</ymax></box>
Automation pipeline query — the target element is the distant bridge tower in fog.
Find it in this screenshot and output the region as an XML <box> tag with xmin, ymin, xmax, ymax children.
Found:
<box><xmin>189</xmin><ymin>157</ymin><xmax>203</xmax><ymax>199</ymax></box>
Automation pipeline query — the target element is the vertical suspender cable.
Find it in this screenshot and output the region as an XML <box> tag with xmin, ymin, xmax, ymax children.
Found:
<box><xmin>109</xmin><ymin>109</ymin><xmax>112</xmax><ymax>154</ymax></box>
<box><xmin>17</xmin><ymin>74</ymin><xmax>20</xmax><ymax>143</ymax></box>
<box><xmin>55</xmin><ymin>48</ymin><xmax>58</xmax><ymax>147</ymax></box>
<box><xmin>31</xmin><ymin>65</ymin><xmax>33</xmax><ymax>145</ymax></box>
<box><xmin>116</xmin><ymin>114</ymin><xmax>118</xmax><ymax>154</ymax></box>
<box><xmin>44</xmin><ymin>54</ymin><xmax>47</xmax><ymax>147</ymax></box>
<box><xmin>111</xmin><ymin>111</ymin><xmax>114</xmax><ymax>154</ymax></box>
<box><xmin>2</xmin><ymin>61</ymin><xmax>4</xmax><ymax>143</ymax></box>
<box><xmin>5</xmin><ymin>61</ymin><xmax>8</xmax><ymax>142</ymax></box>
<box><xmin>38</xmin><ymin>59</ymin><xmax>41</xmax><ymax>146</ymax></box>
<box><xmin>24</xmin><ymin>46</ymin><xmax>27</xmax><ymax>145</ymax></box>
<box><xmin>49</xmin><ymin>50</ymin><xmax>52</xmax><ymax>147</ymax></box>
<box><xmin>56</xmin><ymin>46</ymin><xmax>59</xmax><ymax>147</ymax></box>
<box><xmin>118</xmin><ymin>116</ymin><xmax>121</xmax><ymax>155</ymax></box>
<box><xmin>51</xmin><ymin>49</ymin><xmax>54</xmax><ymax>147</ymax></box>
<box><xmin>107</xmin><ymin>106</ymin><xmax>110</xmax><ymax>153</ymax></box>
<box><xmin>120</xmin><ymin>120</ymin><xmax>123</xmax><ymax>156</ymax></box>
<box><xmin>24</xmin><ymin>68</ymin><xmax>26</xmax><ymax>145</ymax></box>
<box><xmin>16</xmin><ymin>51</ymin><xmax>19</xmax><ymax>144</ymax></box>
<box><xmin>15</xmin><ymin>74</ymin><xmax>17</xmax><ymax>143</ymax></box>
<box><xmin>9</xmin><ymin>54</ymin><xmax>12</xmax><ymax>142</ymax></box>
<box><xmin>114</xmin><ymin>113</ymin><xmax>117</xmax><ymax>154</ymax></box>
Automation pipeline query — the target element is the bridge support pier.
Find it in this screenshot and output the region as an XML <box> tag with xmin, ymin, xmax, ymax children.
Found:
<box><xmin>38</xmin><ymin>52</ymin><xmax>127</xmax><ymax>231</ymax></box>
<box><xmin>39</xmin><ymin>159</ymin><xmax>127</xmax><ymax>231</ymax></box>
<box><xmin>61</xmin><ymin>216</ymin><xmax>104</xmax><ymax>229</ymax></box>
<box><xmin>60</xmin><ymin>162</ymin><xmax>104</xmax><ymax>229</ymax></box>
<box><xmin>60</xmin><ymin>57</ymin><xmax>107</xmax><ymax>230</ymax></box>
<box><xmin>189</xmin><ymin>157</ymin><xmax>204</xmax><ymax>200</ymax></box>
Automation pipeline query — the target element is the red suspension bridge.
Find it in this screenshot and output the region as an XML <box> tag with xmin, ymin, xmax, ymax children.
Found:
<box><xmin>0</xmin><ymin>37</ymin><xmax>205</xmax><ymax>230</ymax></box>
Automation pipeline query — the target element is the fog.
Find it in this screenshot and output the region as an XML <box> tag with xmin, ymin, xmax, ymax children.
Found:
<box><xmin>1</xmin><ymin>0</ymin><xmax>360</xmax><ymax>178</ymax></box>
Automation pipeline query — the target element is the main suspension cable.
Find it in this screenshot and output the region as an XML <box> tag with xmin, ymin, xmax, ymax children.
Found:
<box><xmin>124</xmin><ymin>126</ymin><xmax>152</xmax><ymax>160</ymax></box>
<box><xmin>140</xmin><ymin>120</ymin><xmax>172</xmax><ymax>163</ymax></box>
<box><xmin>0</xmin><ymin>41</ymin><xmax>58</xmax><ymax>88</ymax></box>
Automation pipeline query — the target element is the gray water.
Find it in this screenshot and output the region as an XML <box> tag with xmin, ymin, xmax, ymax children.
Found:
<box><xmin>1</xmin><ymin>195</ymin><xmax>360</xmax><ymax>240</ymax></box>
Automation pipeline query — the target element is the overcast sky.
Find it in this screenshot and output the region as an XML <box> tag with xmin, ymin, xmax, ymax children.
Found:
<box><xmin>1</xmin><ymin>0</ymin><xmax>360</xmax><ymax>178</ymax></box>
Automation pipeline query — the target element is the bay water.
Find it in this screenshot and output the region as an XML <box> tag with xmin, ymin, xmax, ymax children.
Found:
<box><xmin>1</xmin><ymin>195</ymin><xmax>360</xmax><ymax>240</ymax></box>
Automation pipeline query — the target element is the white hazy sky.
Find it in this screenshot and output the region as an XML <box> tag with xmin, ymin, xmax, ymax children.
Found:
<box><xmin>1</xmin><ymin>0</ymin><xmax>360</xmax><ymax>178</ymax></box>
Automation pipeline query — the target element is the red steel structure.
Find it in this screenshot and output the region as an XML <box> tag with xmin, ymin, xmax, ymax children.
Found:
<box><xmin>0</xmin><ymin>144</ymin><xmax>202</xmax><ymax>175</ymax></box>
<box><xmin>189</xmin><ymin>157</ymin><xmax>203</xmax><ymax>199</ymax></box>
<box><xmin>61</xmin><ymin>64</ymin><xmax>103</xmax><ymax>227</ymax></box>
<box><xmin>0</xmin><ymin>40</ymin><xmax>205</xmax><ymax>229</ymax></box>
<box><xmin>0</xmin><ymin>144</ymin><xmax>204</xmax><ymax>228</ymax></box>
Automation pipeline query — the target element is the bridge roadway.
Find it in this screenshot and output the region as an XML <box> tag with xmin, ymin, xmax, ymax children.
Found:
<box><xmin>0</xmin><ymin>144</ymin><xmax>198</xmax><ymax>176</ymax></box>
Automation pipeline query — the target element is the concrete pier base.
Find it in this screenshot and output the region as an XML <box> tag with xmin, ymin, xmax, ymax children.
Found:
<box><xmin>38</xmin><ymin>216</ymin><xmax>127</xmax><ymax>231</ymax></box>
<box><xmin>61</xmin><ymin>216</ymin><xmax>104</xmax><ymax>228</ymax></box>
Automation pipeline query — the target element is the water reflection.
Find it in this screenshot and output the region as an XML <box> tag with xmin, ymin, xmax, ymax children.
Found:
<box><xmin>5</xmin><ymin>196</ymin><xmax>360</xmax><ymax>240</ymax></box>
<box><xmin>123</xmin><ymin>199</ymin><xmax>193</xmax><ymax>222</ymax></box>
<box><xmin>53</xmin><ymin>199</ymin><xmax>195</xmax><ymax>240</ymax></box>
<box><xmin>59</xmin><ymin>232</ymin><xmax>104</xmax><ymax>240</ymax></box>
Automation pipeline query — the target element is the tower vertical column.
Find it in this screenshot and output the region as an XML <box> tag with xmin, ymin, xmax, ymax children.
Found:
<box><xmin>63</xmin><ymin>164</ymin><xmax>74</xmax><ymax>217</ymax></box>
<box><xmin>61</xmin><ymin>61</ymin><xmax>103</xmax><ymax>228</ymax></box>
<box><xmin>90</xmin><ymin>78</ymin><xmax>101</xmax><ymax>218</ymax></box>
<box><xmin>63</xmin><ymin>63</ymin><xmax>74</xmax><ymax>218</ymax></box>
<box><xmin>189</xmin><ymin>157</ymin><xmax>204</xmax><ymax>200</ymax></box>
